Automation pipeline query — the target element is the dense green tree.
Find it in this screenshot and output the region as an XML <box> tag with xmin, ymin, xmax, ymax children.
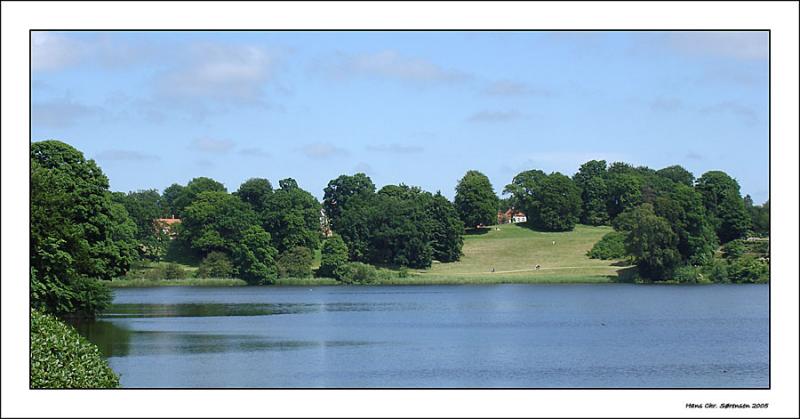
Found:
<box><xmin>161</xmin><ymin>183</ymin><xmax>185</xmax><ymax>218</ymax></box>
<box><xmin>261</xmin><ymin>178</ymin><xmax>322</xmax><ymax>253</ymax></box>
<box><xmin>318</xmin><ymin>235</ymin><xmax>349</xmax><ymax>279</ymax></box>
<box><xmin>657</xmin><ymin>165</ymin><xmax>695</xmax><ymax>187</ymax></box>
<box><xmin>427</xmin><ymin>192</ymin><xmax>464</xmax><ymax>262</ymax></box>
<box><xmin>652</xmin><ymin>183</ymin><xmax>717</xmax><ymax>265</ymax></box>
<box><xmin>31</xmin><ymin>141</ymin><xmax>137</xmax><ymax>317</ymax></box>
<box><xmin>232</xmin><ymin>226</ymin><xmax>278</xmax><ymax>285</ymax></box>
<box><xmin>276</xmin><ymin>246</ymin><xmax>314</xmax><ymax>278</ymax></box>
<box><xmin>368</xmin><ymin>185</ymin><xmax>435</xmax><ymax>268</ymax></box>
<box><xmin>179</xmin><ymin>191</ymin><xmax>259</xmax><ymax>255</ymax></box>
<box><xmin>503</xmin><ymin>169</ymin><xmax>547</xmax><ymax>212</ymax></box>
<box><xmin>196</xmin><ymin>251</ymin><xmax>234</xmax><ymax>278</ymax></box>
<box><xmin>527</xmin><ymin>173</ymin><xmax>582</xmax><ymax>231</ymax></box>
<box><xmin>323</xmin><ymin>173</ymin><xmax>377</xmax><ymax>260</ymax></box>
<box><xmin>235</xmin><ymin>178</ymin><xmax>273</xmax><ymax>212</ymax></box>
<box><xmin>621</xmin><ymin>204</ymin><xmax>682</xmax><ymax>280</ymax></box>
<box><xmin>587</xmin><ymin>231</ymin><xmax>627</xmax><ymax>260</ymax></box>
<box><xmin>573</xmin><ymin>160</ymin><xmax>609</xmax><ymax>225</ymax></box>
<box><xmin>112</xmin><ymin>189</ymin><xmax>170</xmax><ymax>260</ymax></box>
<box><xmin>323</xmin><ymin>173</ymin><xmax>376</xmax><ymax>228</ymax></box>
<box><xmin>171</xmin><ymin>177</ymin><xmax>227</xmax><ymax>217</ymax></box>
<box><xmin>455</xmin><ymin>170</ymin><xmax>499</xmax><ymax>228</ymax></box>
<box><xmin>605</xmin><ymin>171</ymin><xmax>642</xmax><ymax>220</ymax></box>
<box><xmin>696</xmin><ymin>171</ymin><xmax>750</xmax><ymax>243</ymax></box>
<box><xmin>744</xmin><ymin>196</ymin><xmax>769</xmax><ymax>236</ymax></box>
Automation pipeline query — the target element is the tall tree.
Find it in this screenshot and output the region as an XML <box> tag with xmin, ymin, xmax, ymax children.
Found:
<box><xmin>605</xmin><ymin>171</ymin><xmax>642</xmax><ymax>220</ymax></box>
<box><xmin>573</xmin><ymin>160</ymin><xmax>609</xmax><ymax>225</ymax></box>
<box><xmin>503</xmin><ymin>169</ymin><xmax>546</xmax><ymax>212</ymax></box>
<box><xmin>652</xmin><ymin>183</ymin><xmax>717</xmax><ymax>265</ymax></box>
<box><xmin>657</xmin><ymin>165</ymin><xmax>695</xmax><ymax>187</ymax></box>
<box><xmin>745</xmin><ymin>195</ymin><xmax>770</xmax><ymax>236</ymax></box>
<box><xmin>235</xmin><ymin>178</ymin><xmax>273</xmax><ymax>213</ymax></box>
<box><xmin>454</xmin><ymin>170</ymin><xmax>498</xmax><ymax>228</ymax></box>
<box><xmin>323</xmin><ymin>173</ymin><xmax>376</xmax><ymax>261</ymax></box>
<box><xmin>30</xmin><ymin>140</ymin><xmax>137</xmax><ymax>317</ymax></box>
<box><xmin>112</xmin><ymin>189</ymin><xmax>169</xmax><ymax>260</ymax></box>
<box><xmin>322</xmin><ymin>173</ymin><xmax>376</xmax><ymax>228</ymax></box>
<box><xmin>367</xmin><ymin>185</ymin><xmax>435</xmax><ymax>268</ymax></box>
<box><xmin>161</xmin><ymin>183</ymin><xmax>185</xmax><ymax>218</ymax></box>
<box><xmin>261</xmin><ymin>178</ymin><xmax>322</xmax><ymax>253</ymax></box>
<box><xmin>695</xmin><ymin>171</ymin><xmax>750</xmax><ymax>243</ymax></box>
<box><xmin>527</xmin><ymin>173</ymin><xmax>582</xmax><ymax>231</ymax></box>
<box><xmin>621</xmin><ymin>204</ymin><xmax>682</xmax><ymax>280</ymax></box>
<box><xmin>171</xmin><ymin>177</ymin><xmax>227</xmax><ymax>217</ymax></box>
<box><xmin>427</xmin><ymin>192</ymin><xmax>464</xmax><ymax>262</ymax></box>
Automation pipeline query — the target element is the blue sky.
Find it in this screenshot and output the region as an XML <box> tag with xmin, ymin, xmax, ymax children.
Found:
<box><xmin>31</xmin><ymin>31</ymin><xmax>769</xmax><ymax>203</ymax></box>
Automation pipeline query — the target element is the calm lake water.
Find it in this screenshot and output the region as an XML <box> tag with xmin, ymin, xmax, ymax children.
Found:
<box><xmin>77</xmin><ymin>284</ymin><xmax>769</xmax><ymax>388</ymax></box>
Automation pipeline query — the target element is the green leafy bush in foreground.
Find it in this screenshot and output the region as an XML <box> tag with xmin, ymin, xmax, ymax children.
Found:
<box><xmin>336</xmin><ymin>262</ymin><xmax>379</xmax><ymax>284</ymax></box>
<box><xmin>196</xmin><ymin>251</ymin><xmax>234</xmax><ymax>278</ymax></box>
<box><xmin>30</xmin><ymin>309</ymin><xmax>119</xmax><ymax>388</ymax></box>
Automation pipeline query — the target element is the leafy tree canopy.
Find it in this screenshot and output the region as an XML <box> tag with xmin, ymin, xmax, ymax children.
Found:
<box><xmin>455</xmin><ymin>170</ymin><xmax>498</xmax><ymax>228</ymax></box>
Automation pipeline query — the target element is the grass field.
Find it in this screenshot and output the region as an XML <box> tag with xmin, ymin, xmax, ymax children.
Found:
<box><xmin>403</xmin><ymin>223</ymin><xmax>627</xmax><ymax>284</ymax></box>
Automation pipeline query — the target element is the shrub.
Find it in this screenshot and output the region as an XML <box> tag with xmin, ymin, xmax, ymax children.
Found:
<box><xmin>721</xmin><ymin>239</ymin><xmax>746</xmax><ymax>260</ymax></box>
<box><xmin>672</xmin><ymin>265</ymin><xmax>707</xmax><ymax>284</ymax></box>
<box><xmin>197</xmin><ymin>251</ymin><xmax>234</xmax><ymax>278</ymax></box>
<box><xmin>398</xmin><ymin>266</ymin><xmax>409</xmax><ymax>278</ymax></box>
<box><xmin>337</xmin><ymin>262</ymin><xmax>378</xmax><ymax>284</ymax></box>
<box><xmin>276</xmin><ymin>246</ymin><xmax>313</xmax><ymax>278</ymax></box>
<box><xmin>163</xmin><ymin>263</ymin><xmax>186</xmax><ymax>279</ymax></box>
<box><xmin>703</xmin><ymin>259</ymin><xmax>730</xmax><ymax>283</ymax></box>
<box><xmin>587</xmin><ymin>231</ymin><xmax>627</xmax><ymax>260</ymax></box>
<box><xmin>728</xmin><ymin>255</ymin><xmax>769</xmax><ymax>283</ymax></box>
<box><xmin>318</xmin><ymin>235</ymin><xmax>349</xmax><ymax>279</ymax></box>
<box><xmin>30</xmin><ymin>309</ymin><xmax>119</xmax><ymax>388</ymax></box>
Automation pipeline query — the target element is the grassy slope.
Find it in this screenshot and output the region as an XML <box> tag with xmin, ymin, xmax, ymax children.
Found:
<box><xmin>401</xmin><ymin>223</ymin><xmax>626</xmax><ymax>284</ymax></box>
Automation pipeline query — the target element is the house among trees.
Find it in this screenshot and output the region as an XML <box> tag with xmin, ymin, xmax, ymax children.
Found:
<box><xmin>154</xmin><ymin>217</ymin><xmax>181</xmax><ymax>238</ymax></box>
<box><xmin>497</xmin><ymin>208</ymin><xmax>527</xmax><ymax>224</ymax></box>
<box><xmin>320</xmin><ymin>208</ymin><xmax>333</xmax><ymax>237</ymax></box>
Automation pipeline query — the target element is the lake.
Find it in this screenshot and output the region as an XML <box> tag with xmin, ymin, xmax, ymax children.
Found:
<box><xmin>76</xmin><ymin>284</ymin><xmax>769</xmax><ymax>388</ymax></box>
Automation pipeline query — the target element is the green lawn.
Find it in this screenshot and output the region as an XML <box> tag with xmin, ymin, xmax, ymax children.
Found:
<box><xmin>407</xmin><ymin>223</ymin><xmax>627</xmax><ymax>283</ymax></box>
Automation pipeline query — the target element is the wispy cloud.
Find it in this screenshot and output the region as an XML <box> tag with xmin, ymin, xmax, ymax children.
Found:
<box><xmin>320</xmin><ymin>50</ymin><xmax>469</xmax><ymax>84</ymax></box>
<box><xmin>188</xmin><ymin>138</ymin><xmax>236</xmax><ymax>153</ymax></box>
<box><xmin>155</xmin><ymin>43</ymin><xmax>274</xmax><ymax>106</ymax></box>
<box><xmin>31</xmin><ymin>32</ymin><xmax>163</xmax><ymax>72</ymax></box>
<box><xmin>685</xmin><ymin>151</ymin><xmax>704</xmax><ymax>161</ymax></box>
<box><xmin>650</xmin><ymin>97</ymin><xmax>684</xmax><ymax>112</ymax></box>
<box><xmin>700</xmin><ymin>101</ymin><xmax>758</xmax><ymax>125</ymax></box>
<box><xmin>366</xmin><ymin>143</ymin><xmax>424</xmax><ymax>154</ymax></box>
<box><xmin>95</xmin><ymin>149</ymin><xmax>160</xmax><ymax>162</ymax></box>
<box><xmin>31</xmin><ymin>32</ymin><xmax>85</xmax><ymax>71</ymax></box>
<box><xmin>299</xmin><ymin>143</ymin><xmax>348</xmax><ymax>159</ymax></box>
<box><xmin>467</xmin><ymin>110</ymin><xmax>525</xmax><ymax>123</ymax></box>
<box><xmin>668</xmin><ymin>31</ymin><xmax>768</xmax><ymax>60</ymax></box>
<box><xmin>482</xmin><ymin>80</ymin><xmax>552</xmax><ymax>97</ymax></box>
<box><xmin>353</xmin><ymin>162</ymin><xmax>375</xmax><ymax>175</ymax></box>
<box><xmin>31</xmin><ymin>97</ymin><xmax>101</xmax><ymax>128</ymax></box>
<box><xmin>238</xmin><ymin>147</ymin><xmax>271</xmax><ymax>158</ymax></box>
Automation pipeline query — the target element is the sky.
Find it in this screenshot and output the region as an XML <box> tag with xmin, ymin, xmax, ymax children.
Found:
<box><xmin>30</xmin><ymin>31</ymin><xmax>769</xmax><ymax>203</ymax></box>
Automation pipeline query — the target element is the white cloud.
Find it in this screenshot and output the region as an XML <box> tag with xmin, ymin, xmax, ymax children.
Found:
<box><xmin>95</xmin><ymin>150</ymin><xmax>159</xmax><ymax>161</ymax></box>
<box><xmin>188</xmin><ymin>138</ymin><xmax>236</xmax><ymax>153</ymax></box>
<box><xmin>299</xmin><ymin>143</ymin><xmax>348</xmax><ymax>159</ymax></box>
<box><xmin>31</xmin><ymin>97</ymin><xmax>101</xmax><ymax>127</ymax></box>
<box><xmin>668</xmin><ymin>31</ymin><xmax>768</xmax><ymax>60</ymax></box>
<box><xmin>31</xmin><ymin>32</ymin><xmax>85</xmax><ymax>71</ymax></box>
<box><xmin>700</xmin><ymin>101</ymin><xmax>758</xmax><ymax>125</ymax></box>
<box><xmin>322</xmin><ymin>50</ymin><xmax>469</xmax><ymax>84</ymax></box>
<box><xmin>483</xmin><ymin>80</ymin><xmax>552</xmax><ymax>97</ymax></box>
<box><xmin>238</xmin><ymin>147</ymin><xmax>271</xmax><ymax>158</ymax></box>
<box><xmin>366</xmin><ymin>143</ymin><xmax>424</xmax><ymax>154</ymax></box>
<box><xmin>467</xmin><ymin>110</ymin><xmax>525</xmax><ymax>123</ymax></box>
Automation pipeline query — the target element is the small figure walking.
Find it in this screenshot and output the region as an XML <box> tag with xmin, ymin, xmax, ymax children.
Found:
<box><xmin>535</xmin><ymin>264</ymin><xmax>541</xmax><ymax>270</ymax></box>
<box><xmin>552</xmin><ymin>240</ymin><xmax>556</xmax><ymax>245</ymax></box>
<box><xmin>491</xmin><ymin>267</ymin><xmax>495</xmax><ymax>273</ymax></box>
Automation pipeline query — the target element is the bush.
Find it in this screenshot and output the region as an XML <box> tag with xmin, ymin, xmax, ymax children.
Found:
<box><xmin>587</xmin><ymin>231</ymin><xmax>627</xmax><ymax>260</ymax></box>
<box><xmin>721</xmin><ymin>239</ymin><xmax>746</xmax><ymax>260</ymax></box>
<box><xmin>672</xmin><ymin>265</ymin><xmax>707</xmax><ymax>284</ymax></box>
<box><xmin>398</xmin><ymin>266</ymin><xmax>409</xmax><ymax>278</ymax></box>
<box><xmin>318</xmin><ymin>235</ymin><xmax>349</xmax><ymax>279</ymax></box>
<box><xmin>276</xmin><ymin>246</ymin><xmax>313</xmax><ymax>278</ymax></box>
<box><xmin>197</xmin><ymin>251</ymin><xmax>234</xmax><ymax>278</ymax></box>
<box><xmin>703</xmin><ymin>259</ymin><xmax>730</xmax><ymax>283</ymax></box>
<box><xmin>30</xmin><ymin>309</ymin><xmax>119</xmax><ymax>388</ymax></box>
<box><xmin>728</xmin><ymin>255</ymin><xmax>769</xmax><ymax>283</ymax></box>
<box><xmin>337</xmin><ymin>262</ymin><xmax>378</xmax><ymax>284</ymax></box>
<box><xmin>31</xmin><ymin>269</ymin><xmax>112</xmax><ymax>319</ymax></box>
<box><xmin>163</xmin><ymin>263</ymin><xmax>186</xmax><ymax>279</ymax></box>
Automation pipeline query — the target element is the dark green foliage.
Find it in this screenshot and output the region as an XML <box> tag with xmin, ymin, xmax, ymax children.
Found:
<box><xmin>622</xmin><ymin>204</ymin><xmax>682</xmax><ymax>280</ymax></box>
<box><xmin>323</xmin><ymin>173</ymin><xmax>377</xmax><ymax>260</ymax></box>
<box><xmin>727</xmin><ymin>255</ymin><xmax>769</xmax><ymax>283</ymax></box>
<box><xmin>261</xmin><ymin>179</ymin><xmax>322</xmax><ymax>253</ymax></box>
<box><xmin>455</xmin><ymin>170</ymin><xmax>499</xmax><ymax>228</ymax></box>
<box><xmin>721</xmin><ymin>239</ymin><xmax>747</xmax><ymax>260</ymax></box>
<box><xmin>528</xmin><ymin>173</ymin><xmax>582</xmax><ymax>231</ymax></box>
<box><xmin>427</xmin><ymin>192</ymin><xmax>464</xmax><ymax>262</ymax></box>
<box><xmin>703</xmin><ymin>259</ymin><xmax>730</xmax><ymax>283</ymax></box>
<box><xmin>276</xmin><ymin>246</ymin><xmax>313</xmax><ymax>278</ymax></box>
<box><xmin>30</xmin><ymin>309</ymin><xmax>119</xmax><ymax>388</ymax></box>
<box><xmin>112</xmin><ymin>189</ymin><xmax>170</xmax><ymax>261</ymax></box>
<box><xmin>171</xmin><ymin>177</ymin><xmax>227</xmax><ymax>217</ymax></box>
<box><xmin>235</xmin><ymin>178</ymin><xmax>273</xmax><ymax>212</ymax></box>
<box><xmin>696</xmin><ymin>171</ymin><xmax>750</xmax><ymax>243</ymax></box>
<box><xmin>336</xmin><ymin>262</ymin><xmax>378</xmax><ymax>284</ymax></box>
<box><xmin>652</xmin><ymin>183</ymin><xmax>717</xmax><ymax>265</ymax></box>
<box><xmin>197</xmin><ymin>251</ymin><xmax>235</xmax><ymax>278</ymax></box>
<box><xmin>318</xmin><ymin>235</ymin><xmax>349</xmax><ymax>279</ymax></box>
<box><xmin>672</xmin><ymin>265</ymin><xmax>705</xmax><ymax>283</ymax></box>
<box><xmin>573</xmin><ymin>160</ymin><xmax>610</xmax><ymax>225</ymax></box>
<box><xmin>503</xmin><ymin>169</ymin><xmax>547</xmax><ymax>213</ymax></box>
<box><xmin>232</xmin><ymin>226</ymin><xmax>278</xmax><ymax>285</ymax></box>
<box><xmin>605</xmin><ymin>171</ymin><xmax>642</xmax><ymax>220</ymax></box>
<box><xmin>745</xmin><ymin>196</ymin><xmax>769</xmax><ymax>236</ymax></box>
<box><xmin>657</xmin><ymin>165</ymin><xmax>695</xmax><ymax>187</ymax></box>
<box><xmin>161</xmin><ymin>183</ymin><xmax>185</xmax><ymax>218</ymax></box>
<box><xmin>163</xmin><ymin>263</ymin><xmax>186</xmax><ymax>279</ymax></box>
<box><xmin>368</xmin><ymin>186</ymin><xmax>434</xmax><ymax>268</ymax></box>
<box><xmin>587</xmin><ymin>231</ymin><xmax>627</xmax><ymax>260</ymax></box>
<box><xmin>31</xmin><ymin>141</ymin><xmax>137</xmax><ymax>317</ymax></box>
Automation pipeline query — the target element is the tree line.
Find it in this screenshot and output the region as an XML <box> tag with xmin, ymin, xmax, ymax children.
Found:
<box><xmin>31</xmin><ymin>140</ymin><xmax>769</xmax><ymax>319</ymax></box>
